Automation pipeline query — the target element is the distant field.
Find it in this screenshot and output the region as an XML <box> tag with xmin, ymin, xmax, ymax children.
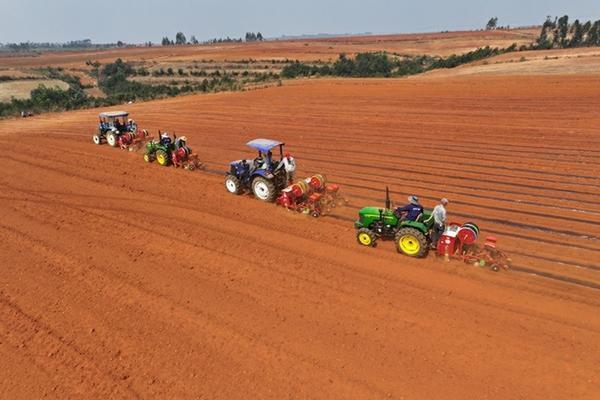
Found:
<box><xmin>0</xmin><ymin>79</ymin><xmax>70</xmax><ymax>102</ymax></box>
<box><xmin>0</xmin><ymin>28</ymin><xmax>540</xmax><ymax>102</ymax></box>
<box><xmin>423</xmin><ymin>47</ymin><xmax>600</xmax><ymax>78</ymax></box>
<box><xmin>0</xmin><ymin>68</ymin><xmax>43</xmax><ymax>79</ymax></box>
<box><xmin>0</xmin><ymin>28</ymin><xmax>538</xmax><ymax>69</ymax></box>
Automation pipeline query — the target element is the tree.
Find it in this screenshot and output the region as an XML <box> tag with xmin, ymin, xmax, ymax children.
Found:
<box><xmin>257</xmin><ymin>32</ymin><xmax>264</xmax><ymax>41</ymax></box>
<box><xmin>555</xmin><ymin>15</ymin><xmax>569</xmax><ymax>47</ymax></box>
<box><xmin>354</xmin><ymin>52</ymin><xmax>392</xmax><ymax>77</ymax></box>
<box><xmin>586</xmin><ymin>20</ymin><xmax>600</xmax><ymax>46</ymax></box>
<box><xmin>117</xmin><ymin>41</ymin><xmax>124</xmax><ymax>47</ymax></box>
<box><xmin>175</xmin><ymin>32</ymin><xmax>187</xmax><ymax>45</ymax></box>
<box><xmin>581</xmin><ymin>21</ymin><xmax>592</xmax><ymax>42</ymax></box>
<box><xmin>333</xmin><ymin>54</ymin><xmax>355</xmax><ymax>76</ymax></box>
<box><xmin>486</xmin><ymin>17</ymin><xmax>498</xmax><ymax>30</ymax></box>
<box><xmin>161</xmin><ymin>37</ymin><xmax>172</xmax><ymax>46</ymax></box>
<box><xmin>570</xmin><ymin>19</ymin><xmax>583</xmax><ymax>47</ymax></box>
<box><xmin>190</xmin><ymin>35</ymin><xmax>199</xmax><ymax>45</ymax></box>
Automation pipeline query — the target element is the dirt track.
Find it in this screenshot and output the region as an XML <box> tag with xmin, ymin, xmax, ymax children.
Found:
<box><xmin>1</xmin><ymin>74</ymin><xmax>599</xmax><ymax>399</ymax></box>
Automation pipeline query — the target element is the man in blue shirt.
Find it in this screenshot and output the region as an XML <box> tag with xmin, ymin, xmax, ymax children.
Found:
<box><xmin>394</xmin><ymin>195</ymin><xmax>423</xmax><ymax>222</ymax></box>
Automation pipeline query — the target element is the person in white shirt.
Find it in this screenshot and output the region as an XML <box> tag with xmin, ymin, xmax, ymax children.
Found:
<box><xmin>282</xmin><ymin>152</ymin><xmax>296</xmax><ymax>184</ymax></box>
<box><xmin>431</xmin><ymin>198</ymin><xmax>449</xmax><ymax>249</ymax></box>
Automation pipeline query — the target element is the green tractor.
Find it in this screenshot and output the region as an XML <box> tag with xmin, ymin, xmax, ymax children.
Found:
<box><xmin>143</xmin><ymin>132</ymin><xmax>174</xmax><ymax>167</ymax></box>
<box><xmin>354</xmin><ymin>188</ymin><xmax>434</xmax><ymax>258</ymax></box>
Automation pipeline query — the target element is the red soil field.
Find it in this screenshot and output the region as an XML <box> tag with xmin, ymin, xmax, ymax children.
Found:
<box><xmin>1</xmin><ymin>74</ymin><xmax>599</xmax><ymax>399</ymax></box>
<box><xmin>0</xmin><ymin>28</ymin><xmax>537</xmax><ymax>69</ymax></box>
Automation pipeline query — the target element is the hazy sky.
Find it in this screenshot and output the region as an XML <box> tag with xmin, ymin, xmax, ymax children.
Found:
<box><xmin>1</xmin><ymin>0</ymin><xmax>599</xmax><ymax>43</ymax></box>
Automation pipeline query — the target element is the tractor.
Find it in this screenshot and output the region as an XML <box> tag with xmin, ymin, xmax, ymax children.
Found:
<box><xmin>143</xmin><ymin>133</ymin><xmax>202</xmax><ymax>170</ymax></box>
<box><xmin>143</xmin><ymin>133</ymin><xmax>174</xmax><ymax>167</ymax></box>
<box><xmin>92</xmin><ymin>111</ymin><xmax>140</xmax><ymax>147</ymax></box>
<box><xmin>224</xmin><ymin>139</ymin><xmax>289</xmax><ymax>202</ymax></box>
<box><xmin>354</xmin><ymin>188</ymin><xmax>434</xmax><ymax>258</ymax></box>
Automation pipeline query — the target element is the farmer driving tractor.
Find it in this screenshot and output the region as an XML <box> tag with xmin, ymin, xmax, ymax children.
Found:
<box><xmin>127</xmin><ymin>119</ymin><xmax>137</xmax><ymax>132</ymax></box>
<box><xmin>394</xmin><ymin>195</ymin><xmax>423</xmax><ymax>222</ymax></box>
<box><xmin>160</xmin><ymin>131</ymin><xmax>173</xmax><ymax>147</ymax></box>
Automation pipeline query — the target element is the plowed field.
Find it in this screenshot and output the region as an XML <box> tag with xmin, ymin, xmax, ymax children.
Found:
<box><xmin>0</xmin><ymin>28</ymin><xmax>537</xmax><ymax>68</ymax></box>
<box><xmin>1</xmin><ymin>74</ymin><xmax>599</xmax><ymax>399</ymax></box>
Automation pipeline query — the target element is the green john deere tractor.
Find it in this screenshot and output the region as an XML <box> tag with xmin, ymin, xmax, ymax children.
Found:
<box><xmin>143</xmin><ymin>133</ymin><xmax>173</xmax><ymax>167</ymax></box>
<box><xmin>354</xmin><ymin>188</ymin><xmax>434</xmax><ymax>258</ymax></box>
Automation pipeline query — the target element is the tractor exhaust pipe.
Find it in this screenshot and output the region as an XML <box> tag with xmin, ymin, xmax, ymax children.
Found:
<box><xmin>385</xmin><ymin>186</ymin><xmax>391</xmax><ymax>210</ymax></box>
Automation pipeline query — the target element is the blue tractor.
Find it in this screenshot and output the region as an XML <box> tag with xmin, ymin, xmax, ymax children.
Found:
<box><xmin>225</xmin><ymin>139</ymin><xmax>289</xmax><ymax>202</ymax></box>
<box><xmin>92</xmin><ymin>111</ymin><xmax>134</xmax><ymax>147</ymax></box>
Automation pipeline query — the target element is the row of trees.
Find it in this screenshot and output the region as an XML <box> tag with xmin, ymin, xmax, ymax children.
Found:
<box><xmin>0</xmin><ymin>39</ymin><xmax>123</xmax><ymax>52</ymax></box>
<box><xmin>485</xmin><ymin>17</ymin><xmax>512</xmax><ymax>30</ymax></box>
<box><xmin>536</xmin><ymin>16</ymin><xmax>600</xmax><ymax>49</ymax></box>
<box><xmin>0</xmin><ymin>57</ymin><xmax>244</xmax><ymax>117</ymax></box>
<box><xmin>161</xmin><ymin>32</ymin><xmax>198</xmax><ymax>46</ymax></box>
<box><xmin>245</xmin><ymin>32</ymin><xmax>264</xmax><ymax>41</ymax></box>
<box><xmin>203</xmin><ymin>37</ymin><xmax>243</xmax><ymax>44</ymax></box>
<box><xmin>282</xmin><ymin>45</ymin><xmax>515</xmax><ymax>79</ymax></box>
<box><xmin>161</xmin><ymin>32</ymin><xmax>264</xmax><ymax>46</ymax></box>
<box><xmin>98</xmin><ymin>59</ymin><xmax>242</xmax><ymax>101</ymax></box>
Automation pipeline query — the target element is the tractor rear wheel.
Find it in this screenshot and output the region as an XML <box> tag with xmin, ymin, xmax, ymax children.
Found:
<box><xmin>156</xmin><ymin>150</ymin><xmax>169</xmax><ymax>166</ymax></box>
<box><xmin>252</xmin><ymin>177</ymin><xmax>276</xmax><ymax>202</ymax></box>
<box><xmin>395</xmin><ymin>227</ymin><xmax>428</xmax><ymax>258</ymax></box>
<box><xmin>357</xmin><ymin>228</ymin><xmax>376</xmax><ymax>247</ymax></box>
<box><xmin>106</xmin><ymin>132</ymin><xmax>117</xmax><ymax>147</ymax></box>
<box><xmin>225</xmin><ymin>174</ymin><xmax>242</xmax><ymax>195</ymax></box>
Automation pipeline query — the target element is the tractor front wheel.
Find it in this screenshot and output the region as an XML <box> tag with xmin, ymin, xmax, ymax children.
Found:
<box><xmin>106</xmin><ymin>132</ymin><xmax>118</xmax><ymax>147</ymax></box>
<box><xmin>143</xmin><ymin>153</ymin><xmax>153</xmax><ymax>163</ymax></box>
<box><xmin>92</xmin><ymin>134</ymin><xmax>102</xmax><ymax>145</ymax></box>
<box><xmin>252</xmin><ymin>177</ymin><xmax>276</xmax><ymax>202</ymax></box>
<box><xmin>395</xmin><ymin>227</ymin><xmax>428</xmax><ymax>258</ymax></box>
<box><xmin>357</xmin><ymin>228</ymin><xmax>376</xmax><ymax>247</ymax></box>
<box><xmin>225</xmin><ymin>175</ymin><xmax>242</xmax><ymax>195</ymax></box>
<box><xmin>156</xmin><ymin>150</ymin><xmax>169</xmax><ymax>166</ymax></box>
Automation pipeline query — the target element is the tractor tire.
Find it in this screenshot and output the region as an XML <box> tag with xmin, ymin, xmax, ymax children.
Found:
<box><xmin>224</xmin><ymin>174</ymin><xmax>242</xmax><ymax>195</ymax></box>
<box><xmin>395</xmin><ymin>227</ymin><xmax>428</xmax><ymax>258</ymax></box>
<box><xmin>356</xmin><ymin>228</ymin><xmax>376</xmax><ymax>247</ymax></box>
<box><xmin>155</xmin><ymin>150</ymin><xmax>170</xmax><ymax>166</ymax></box>
<box><xmin>252</xmin><ymin>177</ymin><xmax>276</xmax><ymax>202</ymax></box>
<box><xmin>106</xmin><ymin>132</ymin><xmax>118</xmax><ymax>147</ymax></box>
<box><xmin>143</xmin><ymin>153</ymin><xmax>153</xmax><ymax>163</ymax></box>
<box><xmin>92</xmin><ymin>134</ymin><xmax>102</xmax><ymax>145</ymax></box>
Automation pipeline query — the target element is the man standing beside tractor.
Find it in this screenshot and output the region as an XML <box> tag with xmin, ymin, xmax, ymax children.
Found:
<box><xmin>430</xmin><ymin>198</ymin><xmax>449</xmax><ymax>249</ymax></box>
<box><xmin>282</xmin><ymin>152</ymin><xmax>296</xmax><ymax>184</ymax></box>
